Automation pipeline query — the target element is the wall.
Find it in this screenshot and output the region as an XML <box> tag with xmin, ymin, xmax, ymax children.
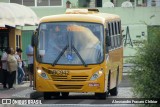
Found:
<box><xmin>1</xmin><ymin>0</ymin><xmax>160</xmax><ymax>57</ymax></box>
<box><xmin>15</xmin><ymin>29</ymin><xmax>22</xmax><ymax>48</ymax></box>
<box><xmin>9</xmin><ymin>28</ymin><xmax>15</xmax><ymax>49</ymax></box>
<box><xmin>9</xmin><ymin>28</ymin><xmax>21</xmax><ymax>50</ymax></box>
<box><xmin>31</xmin><ymin>7</ymin><xmax>160</xmax><ymax>25</ymax></box>
<box><xmin>21</xmin><ymin>30</ymin><xmax>33</xmax><ymax>61</ymax></box>
<box><xmin>31</xmin><ymin>7</ymin><xmax>66</xmax><ymax>18</ymax></box>
<box><xmin>31</xmin><ymin>6</ymin><xmax>160</xmax><ymax>57</ymax></box>
<box><xmin>0</xmin><ymin>0</ymin><xmax>9</xmax><ymax>3</ymax></box>
<box><xmin>97</xmin><ymin>7</ymin><xmax>160</xmax><ymax>56</ymax></box>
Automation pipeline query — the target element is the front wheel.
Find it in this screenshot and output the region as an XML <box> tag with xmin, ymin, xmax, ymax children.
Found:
<box><xmin>53</xmin><ymin>92</ymin><xmax>60</xmax><ymax>98</ymax></box>
<box><xmin>95</xmin><ymin>92</ymin><xmax>108</xmax><ymax>99</ymax></box>
<box><xmin>61</xmin><ymin>92</ymin><xmax>69</xmax><ymax>97</ymax></box>
<box><xmin>43</xmin><ymin>92</ymin><xmax>52</xmax><ymax>100</ymax></box>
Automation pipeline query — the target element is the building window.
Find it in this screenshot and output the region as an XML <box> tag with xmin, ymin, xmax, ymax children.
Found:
<box><xmin>136</xmin><ymin>0</ymin><xmax>147</xmax><ymax>7</ymax></box>
<box><xmin>16</xmin><ymin>35</ymin><xmax>21</xmax><ymax>49</ymax></box>
<box><xmin>37</xmin><ymin>0</ymin><xmax>62</xmax><ymax>6</ymax></box>
<box><xmin>10</xmin><ymin>0</ymin><xmax>22</xmax><ymax>5</ymax></box>
<box><xmin>10</xmin><ymin>0</ymin><xmax>62</xmax><ymax>6</ymax></box>
<box><xmin>37</xmin><ymin>0</ymin><xmax>48</xmax><ymax>6</ymax></box>
<box><xmin>23</xmin><ymin>0</ymin><xmax>35</xmax><ymax>6</ymax></box>
<box><xmin>96</xmin><ymin>0</ymin><xmax>102</xmax><ymax>7</ymax></box>
<box><xmin>50</xmin><ymin>0</ymin><xmax>62</xmax><ymax>6</ymax></box>
<box><xmin>78</xmin><ymin>0</ymin><xmax>102</xmax><ymax>7</ymax></box>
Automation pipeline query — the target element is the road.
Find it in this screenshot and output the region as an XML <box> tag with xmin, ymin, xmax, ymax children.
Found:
<box><xmin>39</xmin><ymin>88</ymin><xmax>133</xmax><ymax>104</ymax></box>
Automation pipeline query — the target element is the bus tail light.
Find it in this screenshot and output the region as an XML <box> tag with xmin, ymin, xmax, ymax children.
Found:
<box><xmin>37</xmin><ymin>68</ymin><xmax>49</xmax><ymax>79</ymax></box>
<box><xmin>90</xmin><ymin>69</ymin><xmax>103</xmax><ymax>81</ymax></box>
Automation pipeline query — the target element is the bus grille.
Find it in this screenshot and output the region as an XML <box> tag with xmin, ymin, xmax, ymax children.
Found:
<box><xmin>55</xmin><ymin>85</ymin><xmax>83</xmax><ymax>89</ymax></box>
<box><xmin>51</xmin><ymin>75</ymin><xmax>88</xmax><ymax>81</ymax></box>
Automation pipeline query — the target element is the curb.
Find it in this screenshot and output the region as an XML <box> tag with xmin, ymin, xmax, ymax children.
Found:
<box><xmin>15</xmin><ymin>104</ymin><xmax>136</xmax><ymax>107</ymax></box>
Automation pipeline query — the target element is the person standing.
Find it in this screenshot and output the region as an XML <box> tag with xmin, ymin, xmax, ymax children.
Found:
<box><xmin>1</xmin><ymin>48</ymin><xmax>9</xmax><ymax>89</ymax></box>
<box><xmin>26</xmin><ymin>44</ymin><xmax>33</xmax><ymax>87</ymax></box>
<box><xmin>7</xmin><ymin>48</ymin><xmax>17</xmax><ymax>89</ymax></box>
<box><xmin>15</xmin><ymin>48</ymin><xmax>25</xmax><ymax>84</ymax></box>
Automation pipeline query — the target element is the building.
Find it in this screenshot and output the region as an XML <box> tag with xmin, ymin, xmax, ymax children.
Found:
<box><xmin>0</xmin><ymin>2</ymin><xmax>38</xmax><ymax>58</ymax></box>
<box><xmin>0</xmin><ymin>0</ymin><xmax>160</xmax><ymax>59</ymax></box>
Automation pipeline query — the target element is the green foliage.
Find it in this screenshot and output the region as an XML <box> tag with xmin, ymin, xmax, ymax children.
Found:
<box><xmin>129</xmin><ymin>34</ymin><xmax>160</xmax><ymax>98</ymax></box>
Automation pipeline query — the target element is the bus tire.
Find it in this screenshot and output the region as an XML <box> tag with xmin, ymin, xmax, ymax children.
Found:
<box><xmin>110</xmin><ymin>67</ymin><xmax>119</xmax><ymax>96</ymax></box>
<box><xmin>95</xmin><ymin>92</ymin><xmax>107</xmax><ymax>99</ymax></box>
<box><xmin>53</xmin><ymin>92</ymin><xmax>60</xmax><ymax>97</ymax></box>
<box><xmin>61</xmin><ymin>92</ymin><xmax>69</xmax><ymax>97</ymax></box>
<box><xmin>43</xmin><ymin>92</ymin><xmax>52</xmax><ymax>100</ymax></box>
<box><xmin>109</xmin><ymin>87</ymin><xmax>118</xmax><ymax>96</ymax></box>
<box><xmin>108</xmin><ymin>70</ymin><xmax>111</xmax><ymax>95</ymax></box>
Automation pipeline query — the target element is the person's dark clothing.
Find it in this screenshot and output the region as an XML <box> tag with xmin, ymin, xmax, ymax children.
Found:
<box><xmin>28</xmin><ymin>64</ymin><xmax>33</xmax><ymax>74</ymax></box>
<box><xmin>7</xmin><ymin>71</ymin><xmax>16</xmax><ymax>88</ymax></box>
<box><xmin>2</xmin><ymin>69</ymin><xmax>9</xmax><ymax>88</ymax></box>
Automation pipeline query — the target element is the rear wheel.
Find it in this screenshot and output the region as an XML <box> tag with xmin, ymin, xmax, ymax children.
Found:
<box><xmin>43</xmin><ymin>92</ymin><xmax>52</xmax><ymax>100</ymax></box>
<box><xmin>109</xmin><ymin>87</ymin><xmax>118</xmax><ymax>96</ymax></box>
<box><xmin>61</xmin><ymin>92</ymin><xmax>69</xmax><ymax>97</ymax></box>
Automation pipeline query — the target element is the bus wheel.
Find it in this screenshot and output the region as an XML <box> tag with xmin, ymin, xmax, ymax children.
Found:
<box><xmin>110</xmin><ymin>67</ymin><xmax>119</xmax><ymax>96</ymax></box>
<box><xmin>109</xmin><ymin>87</ymin><xmax>118</xmax><ymax>96</ymax></box>
<box><xmin>95</xmin><ymin>92</ymin><xmax>107</xmax><ymax>99</ymax></box>
<box><xmin>61</xmin><ymin>92</ymin><xmax>69</xmax><ymax>97</ymax></box>
<box><xmin>43</xmin><ymin>92</ymin><xmax>52</xmax><ymax>100</ymax></box>
<box><xmin>53</xmin><ymin>92</ymin><xmax>60</xmax><ymax>97</ymax></box>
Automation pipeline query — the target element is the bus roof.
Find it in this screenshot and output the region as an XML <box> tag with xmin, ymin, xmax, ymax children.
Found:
<box><xmin>39</xmin><ymin>9</ymin><xmax>120</xmax><ymax>24</ymax></box>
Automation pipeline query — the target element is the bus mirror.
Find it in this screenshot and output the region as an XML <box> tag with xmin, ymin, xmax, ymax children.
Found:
<box><xmin>31</xmin><ymin>29</ymin><xmax>38</xmax><ymax>47</ymax></box>
<box><xmin>39</xmin><ymin>50</ymin><xmax>45</xmax><ymax>56</ymax></box>
<box><xmin>106</xmin><ymin>36</ymin><xmax>111</xmax><ymax>46</ymax></box>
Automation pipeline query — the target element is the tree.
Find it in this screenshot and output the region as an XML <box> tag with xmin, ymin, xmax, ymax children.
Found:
<box><xmin>129</xmin><ymin>34</ymin><xmax>160</xmax><ymax>99</ymax></box>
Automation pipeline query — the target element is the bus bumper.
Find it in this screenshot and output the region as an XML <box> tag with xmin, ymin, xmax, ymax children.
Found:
<box><xmin>36</xmin><ymin>76</ymin><xmax>106</xmax><ymax>93</ymax></box>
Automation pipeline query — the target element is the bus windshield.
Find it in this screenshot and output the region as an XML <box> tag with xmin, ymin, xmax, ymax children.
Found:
<box><xmin>37</xmin><ymin>22</ymin><xmax>104</xmax><ymax>65</ymax></box>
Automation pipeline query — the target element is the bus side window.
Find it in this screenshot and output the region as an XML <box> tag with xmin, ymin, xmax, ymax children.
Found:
<box><xmin>39</xmin><ymin>30</ymin><xmax>45</xmax><ymax>50</ymax></box>
<box><xmin>117</xmin><ymin>21</ymin><xmax>120</xmax><ymax>47</ymax></box>
<box><xmin>114</xmin><ymin>22</ymin><xmax>118</xmax><ymax>48</ymax></box>
<box><xmin>111</xmin><ymin>22</ymin><xmax>115</xmax><ymax>49</ymax></box>
<box><xmin>105</xmin><ymin>23</ymin><xmax>111</xmax><ymax>53</ymax></box>
<box><xmin>118</xmin><ymin>21</ymin><xmax>122</xmax><ymax>46</ymax></box>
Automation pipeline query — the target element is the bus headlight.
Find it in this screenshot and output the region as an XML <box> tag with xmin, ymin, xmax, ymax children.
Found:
<box><xmin>90</xmin><ymin>69</ymin><xmax>103</xmax><ymax>81</ymax></box>
<box><xmin>37</xmin><ymin>69</ymin><xmax>49</xmax><ymax>79</ymax></box>
<box><xmin>37</xmin><ymin>69</ymin><xmax>42</xmax><ymax>74</ymax></box>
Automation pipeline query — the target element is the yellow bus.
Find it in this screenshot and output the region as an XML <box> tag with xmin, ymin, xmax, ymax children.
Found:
<box><xmin>32</xmin><ymin>9</ymin><xmax>123</xmax><ymax>99</ymax></box>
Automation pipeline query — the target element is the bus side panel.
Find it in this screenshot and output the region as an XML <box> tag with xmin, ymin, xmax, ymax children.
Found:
<box><xmin>108</xmin><ymin>47</ymin><xmax>123</xmax><ymax>89</ymax></box>
<box><xmin>33</xmin><ymin>48</ymin><xmax>36</xmax><ymax>90</ymax></box>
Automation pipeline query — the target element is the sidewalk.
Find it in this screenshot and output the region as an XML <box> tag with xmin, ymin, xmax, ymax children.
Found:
<box><xmin>0</xmin><ymin>81</ymin><xmax>39</xmax><ymax>98</ymax></box>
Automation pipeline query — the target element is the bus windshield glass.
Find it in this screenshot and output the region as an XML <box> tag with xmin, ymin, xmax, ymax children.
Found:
<box><xmin>37</xmin><ymin>22</ymin><xmax>104</xmax><ymax>65</ymax></box>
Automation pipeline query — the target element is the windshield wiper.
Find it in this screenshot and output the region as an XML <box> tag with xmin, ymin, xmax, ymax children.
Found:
<box><xmin>72</xmin><ymin>45</ymin><xmax>87</xmax><ymax>67</ymax></box>
<box><xmin>52</xmin><ymin>45</ymin><xmax>68</xmax><ymax>66</ymax></box>
<box><xmin>52</xmin><ymin>44</ymin><xmax>87</xmax><ymax>67</ymax></box>
<box><xmin>52</xmin><ymin>32</ymin><xmax>87</xmax><ymax>67</ymax></box>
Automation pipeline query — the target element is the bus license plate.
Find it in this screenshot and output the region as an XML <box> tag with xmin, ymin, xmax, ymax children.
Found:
<box><xmin>51</xmin><ymin>70</ymin><xmax>69</xmax><ymax>76</ymax></box>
